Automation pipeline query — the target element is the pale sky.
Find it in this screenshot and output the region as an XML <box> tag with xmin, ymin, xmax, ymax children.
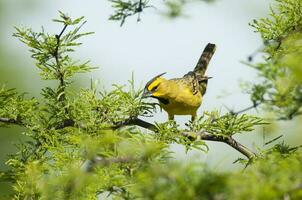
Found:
<box><xmin>1</xmin><ymin>0</ymin><xmax>274</xmax><ymax>169</ymax></box>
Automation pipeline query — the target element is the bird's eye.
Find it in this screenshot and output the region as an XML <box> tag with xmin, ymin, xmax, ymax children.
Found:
<box><xmin>151</xmin><ymin>85</ymin><xmax>158</xmax><ymax>92</ymax></box>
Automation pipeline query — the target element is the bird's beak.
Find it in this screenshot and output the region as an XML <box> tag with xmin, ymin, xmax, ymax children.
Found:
<box><xmin>142</xmin><ymin>89</ymin><xmax>153</xmax><ymax>98</ymax></box>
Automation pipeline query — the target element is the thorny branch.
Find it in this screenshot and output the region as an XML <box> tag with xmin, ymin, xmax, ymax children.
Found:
<box><xmin>113</xmin><ymin>117</ymin><xmax>257</xmax><ymax>159</ymax></box>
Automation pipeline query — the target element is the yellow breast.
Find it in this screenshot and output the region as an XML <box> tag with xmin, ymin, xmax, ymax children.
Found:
<box><xmin>160</xmin><ymin>80</ymin><xmax>202</xmax><ymax>116</ymax></box>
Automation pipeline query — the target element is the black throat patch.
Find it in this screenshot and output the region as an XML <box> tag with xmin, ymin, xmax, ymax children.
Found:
<box><xmin>154</xmin><ymin>97</ymin><xmax>169</xmax><ymax>105</ymax></box>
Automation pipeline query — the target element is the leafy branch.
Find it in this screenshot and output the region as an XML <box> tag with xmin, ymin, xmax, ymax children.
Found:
<box><xmin>109</xmin><ymin>0</ymin><xmax>150</xmax><ymax>26</ymax></box>
<box><xmin>247</xmin><ymin>0</ymin><xmax>302</xmax><ymax>120</ymax></box>
<box><xmin>111</xmin><ymin>111</ymin><xmax>265</xmax><ymax>159</ymax></box>
<box><xmin>108</xmin><ymin>0</ymin><xmax>216</xmax><ymax>26</ymax></box>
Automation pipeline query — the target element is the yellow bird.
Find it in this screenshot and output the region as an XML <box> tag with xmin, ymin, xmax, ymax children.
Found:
<box><xmin>143</xmin><ymin>43</ymin><xmax>216</xmax><ymax>121</ymax></box>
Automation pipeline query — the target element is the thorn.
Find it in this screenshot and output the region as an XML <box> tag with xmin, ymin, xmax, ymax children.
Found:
<box><xmin>264</xmin><ymin>135</ymin><xmax>283</xmax><ymax>146</ymax></box>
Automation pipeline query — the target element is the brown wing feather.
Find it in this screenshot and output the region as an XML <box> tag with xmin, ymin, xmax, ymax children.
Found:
<box><xmin>172</xmin><ymin>74</ymin><xmax>199</xmax><ymax>95</ymax></box>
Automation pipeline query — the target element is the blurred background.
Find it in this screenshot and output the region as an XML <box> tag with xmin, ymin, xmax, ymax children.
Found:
<box><xmin>1</xmin><ymin>0</ymin><xmax>301</xmax><ymax>195</ymax></box>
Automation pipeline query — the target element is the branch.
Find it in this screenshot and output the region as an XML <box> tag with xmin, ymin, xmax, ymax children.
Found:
<box><xmin>113</xmin><ymin>117</ymin><xmax>256</xmax><ymax>159</ymax></box>
<box><xmin>182</xmin><ymin>131</ymin><xmax>256</xmax><ymax>159</ymax></box>
<box><xmin>113</xmin><ymin>117</ymin><xmax>157</xmax><ymax>131</ymax></box>
<box><xmin>53</xmin><ymin>24</ymin><xmax>74</xmax><ymax>126</ymax></box>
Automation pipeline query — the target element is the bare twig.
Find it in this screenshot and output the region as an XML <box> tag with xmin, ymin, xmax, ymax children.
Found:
<box><xmin>136</xmin><ymin>0</ymin><xmax>143</xmax><ymax>12</ymax></box>
<box><xmin>264</xmin><ymin>135</ymin><xmax>283</xmax><ymax>146</ymax></box>
<box><xmin>226</xmin><ymin>102</ymin><xmax>261</xmax><ymax>116</ymax></box>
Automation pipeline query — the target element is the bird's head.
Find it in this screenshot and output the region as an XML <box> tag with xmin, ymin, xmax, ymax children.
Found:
<box><xmin>143</xmin><ymin>72</ymin><xmax>167</xmax><ymax>98</ymax></box>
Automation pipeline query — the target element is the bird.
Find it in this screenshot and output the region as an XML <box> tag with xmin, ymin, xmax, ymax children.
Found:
<box><xmin>142</xmin><ymin>43</ymin><xmax>216</xmax><ymax>121</ymax></box>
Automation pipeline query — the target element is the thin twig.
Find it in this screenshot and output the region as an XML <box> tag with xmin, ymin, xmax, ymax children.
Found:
<box><xmin>264</xmin><ymin>135</ymin><xmax>283</xmax><ymax>146</ymax></box>
<box><xmin>54</xmin><ymin>24</ymin><xmax>68</xmax><ymax>102</ymax></box>
<box><xmin>136</xmin><ymin>0</ymin><xmax>143</xmax><ymax>12</ymax></box>
<box><xmin>227</xmin><ymin>102</ymin><xmax>261</xmax><ymax>116</ymax></box>
<box><xmin>113</xmin><ymin>117</ymin><xmax>157</xmax><ymax>131</ymax></box>
<box><xmin>136</xmin><ymin>0</ymin><xmax>143</xmax><ymax>21</ymax></box>
<box><xmin>53</xmin><ymin>24</ymin><xmax>74</xmax><ymax>127</ymax></box>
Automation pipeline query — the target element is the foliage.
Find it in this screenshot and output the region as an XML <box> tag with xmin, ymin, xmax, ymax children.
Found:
<box><xmin>130</xmin><ymin>148</ymin><xmax>302</xmax><ymax>200</ymax></box>
<box><xmin>248</xmin><ymin>0</ymin><xmax>302</xmax><ymax>119</ymax></box>
<box><xmin>190</xmin><ymin>111</ymin><xmax>266</xmax><ymax>136</ymax></box>
<box><xmin>250</xmin><ymin>0</ymin><xmax>302</xmax><ymax>42</ymax></box>
<box><xmin>0</xmin><ymin>12</ymin><xmax>168</xmax><ymax>199</ymax></box>
<box><xmin>133</xmin><ymin>162</ymin><xmax>230</xmax><ymax>200</ymax></box>
<box><xmin>0</xmin><ymin>86</ymin><xmax>38</xmax><ymax>128</ymax></box>
<box><xmin>230</xmin><ymin>148</ymin><xmax>302</xmax><ymax>200</ymax></box>
<box><xmin>109</xmin><ymin>0</ymin><xmax>150</xmax><ymax>26</ymax></box>
<box><xmin>0</xmin><ymin>11</ymin><xmax>266</xmax><ymax>199</ymax></box>
<box><xmin>107</xmin><ymin>0</ymin><xmax>216</xmax><ymax>25</ymax></box>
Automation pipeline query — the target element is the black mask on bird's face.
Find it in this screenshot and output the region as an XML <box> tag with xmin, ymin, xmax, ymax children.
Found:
<box><xmin>142</xmin><ymin>72</ymin><xmax>167</xmax><ymax>98</ymax></box>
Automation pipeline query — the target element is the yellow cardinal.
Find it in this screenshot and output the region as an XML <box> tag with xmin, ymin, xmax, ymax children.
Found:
<box><xmin>143</xmin><ymin>43</ymin><xmax>216</xmax><ymax>121</ymax></box>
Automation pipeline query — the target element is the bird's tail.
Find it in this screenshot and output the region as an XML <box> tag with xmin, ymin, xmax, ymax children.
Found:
<box><xmin>193</xmin><ymin>43</ymin><xmax>216</xmax><ymax>76</ymax></box>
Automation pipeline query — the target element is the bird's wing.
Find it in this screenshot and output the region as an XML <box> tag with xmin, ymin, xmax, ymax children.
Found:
<box><xmin>174</xmin><ymin>74</ymin><xmax>199</xmax><ymax>96</ymax></box>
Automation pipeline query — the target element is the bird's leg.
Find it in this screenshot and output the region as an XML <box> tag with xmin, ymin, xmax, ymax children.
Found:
<box><xmin>168</xmin><ymin>114</ymin><xmax>174</xmax><ymax>121</ymax></box>
<box><xmin>191</xmin><ymin>114</ymin><xmax>196</xmax><ymax>122</ymax></box>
